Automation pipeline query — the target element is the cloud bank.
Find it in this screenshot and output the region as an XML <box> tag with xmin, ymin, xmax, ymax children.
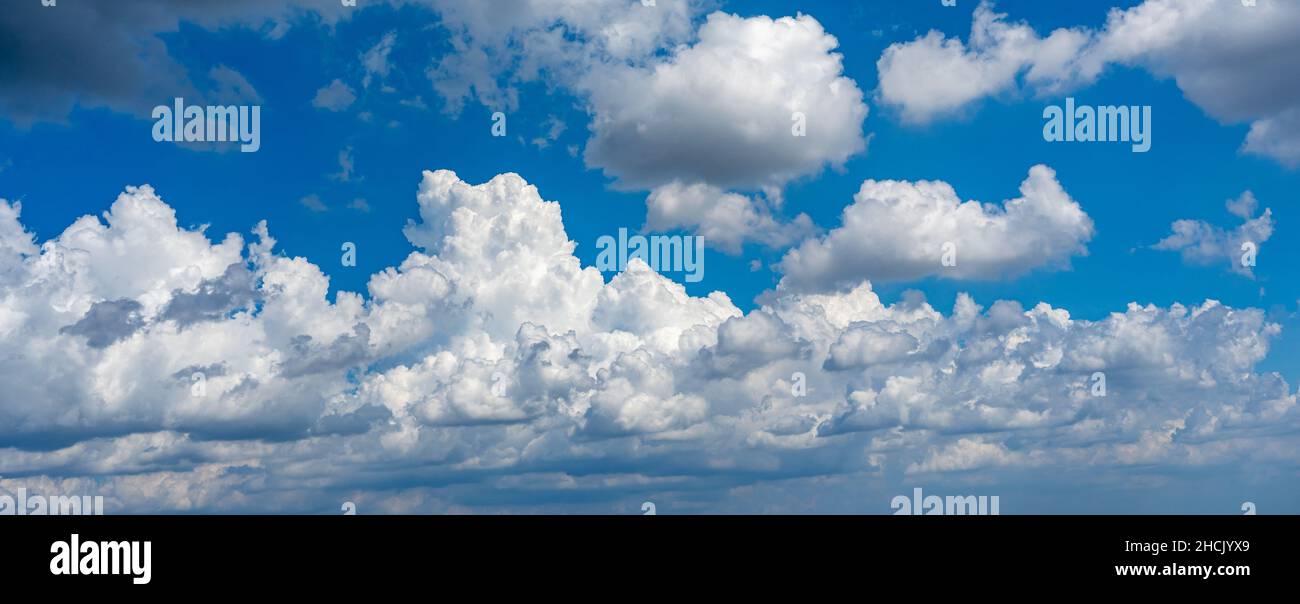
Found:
<box><xmin>0</xmin><ymin>169</ymin><xmax>1293</xmax><ymax>512</ymax></box>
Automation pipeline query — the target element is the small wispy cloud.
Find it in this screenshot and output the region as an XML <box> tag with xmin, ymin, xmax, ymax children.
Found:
<box><xmin>299</xmin><ymin>194</ymin><xmax>328</xmax><ymax>212</ymax></box>
<box><xmin>1154</xmin><ymin>191</ymin><xmax>1274</xmax><ymax>278</ymax></box>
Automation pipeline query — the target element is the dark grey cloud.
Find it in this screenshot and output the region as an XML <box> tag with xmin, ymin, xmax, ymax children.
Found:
<box><xmin>160</xmin><ymin>263</ymin><xmax>257</xmax><ymax>326</ymax></box>
<box><xmin>310</xmin><ymin>404</ymin><xmax>392</xmax><ymax>437</ymax></box>
<box><xmin>171</xmin><ymin>362</ymin><xmax>228</xmax><ymax>382</ymax></box>
<box><xmin>0</xmin><ymin>0</ymin><xmax>348</xmax><ymax>124</ymax></box>
<box><xmin>279</xmin><ymin>323</ymin><xmax>372</xmax><ymax>378</ymax></box>
<box><xmin>59</xmin><ymin>298</ymin><xmax>145</xmax><ymax>348</ymax></box>
<box><xmin>697</xmin><ymin>311</ymin><xmax>813</xmax><ymax>377</ymax></box>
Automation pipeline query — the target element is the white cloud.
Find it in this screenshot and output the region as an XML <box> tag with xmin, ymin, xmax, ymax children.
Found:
<box><xmin>331</xmin><ymin>146</ymin><xmax>357</xmax><ymax>182</ymax></box>
<box><xmin>0</xmin><ymin>170</ymin><xmax>1294</xmax><ymax>512</ymax></box>
<box><xmin>576</xmin><ymin>11</ymin><xmax>870</xmax><ymax>252</ymax></box>
<box><xmin>876</xmin><ymin>3</ymin><xmax>1090</xmax><ymax>124</ymax></box>
<box><xmin>1243</xmin><ymin>108</ymin><xmax>1300</xmax><ymax>168</ymax></box>
<box><xmin>312</xmin><ymin>79</ymin><xmax>358</xmax><ymax>112</ymax></box>
<box><xmin>0</xmin><ymin>200</ymin><xmax>36</xmax><ymax>285</ymax></box>
<box><xmin>362</xmin><ymin>32</ymin><xmax>398</xmax><ymax>89</ymax></box>
<box><xmin>582</xmin><ymin>12</ymin><xmax>869</xmax><ymax>191</ymax></box>
<box><xmin>907</xmin><ymin>438</ymin><xmax>1027</xmax><ymax>474</ymax></box>
<box><xmin>776</xmin><ymin>164</ymin><xmax>1094</xmax><ymax>292</ymax></box>
<box><xmin>1154</xmin><ymin>191</ymin><xmax>1274</xmax><ymax>278</ymax></box>
<box><xmin>876</xmin><ymin>0</ymin><xmax>1300</xmax><ymax>167</ymax></box>
<box><xmin>2</xmin><ymin>1</ymin><xmax>1294</xmax><ymax>511</ymax></box>
<box><xmin>531</xmin><ymin>115</ymin><xmax>567</xmax><ymax>149</ymax></box>
<box><xmin>0</xmin><ymin>187</ymin><xmax>365</xmax><ymax>447</ymax></box>
<box><xmin>299</xmin><ymin>194</ymin><xmax>329</xmax><ymax>212</ymax></box>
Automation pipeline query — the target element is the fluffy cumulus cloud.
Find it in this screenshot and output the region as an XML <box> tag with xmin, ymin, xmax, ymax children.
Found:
<box><xmin>582</xmin><ymin>12</ymin><xmax>869</xmax><ymax>191</ymax></box>
<box><xmin>876</xmin><ymin>2</ymin><xmax>1091</xmax><ymax>124</ymax></box>
<box><xmin>876</xmin><ymin>0</ymin><xmax>1300</xmax><ymax>167</ymax></box>
<box><xmin>581</xmin><ymin>12</ymin><xmax>868</xmax><ymax>252</ymax></box>
<box><xmin>1154</xmin><ymin>191</ymin><xmax>1274</xmax><ymax>278</ymax></box>
<box><xmin>776</xmin><ymin>164</ymin><xmax>1094</xmax><ymax>292</ymax></box>
<box><xmin>0</xmin><ymin>169</ymin><xmax>1294</xmax><ymax>513</ymax></box>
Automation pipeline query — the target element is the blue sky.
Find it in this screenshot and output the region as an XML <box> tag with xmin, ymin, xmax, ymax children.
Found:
<box><xmin>0</xmin><ymin>0</ymin><xmax>1296</xmax><ymax>513</ymax></box>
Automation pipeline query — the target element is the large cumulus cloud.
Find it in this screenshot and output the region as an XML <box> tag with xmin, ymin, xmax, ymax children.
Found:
<box><xmin>0</xmin><ymin>169</ymin><xmax>1294</xmax><ymax>512</ymax></box>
